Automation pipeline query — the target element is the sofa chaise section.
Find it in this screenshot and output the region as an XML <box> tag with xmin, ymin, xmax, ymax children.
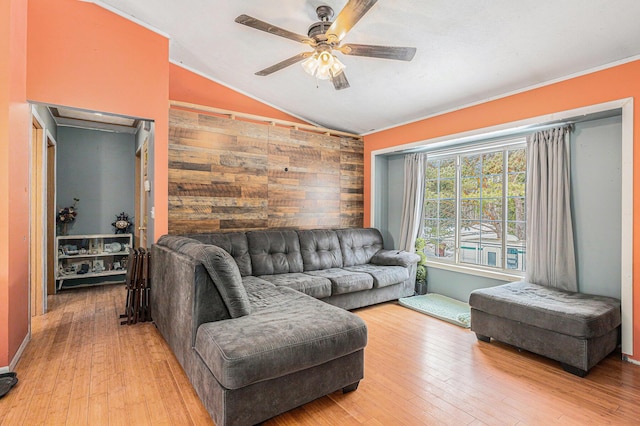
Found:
<box><xmin>152</xmin><ymin>236</ymin><xmax>368</xmax><ymax>426</ymax></box>
<box><xmin>152</xmin><ymin>228</ymin><xmax>418</xmax><ymax>425</ymax></box>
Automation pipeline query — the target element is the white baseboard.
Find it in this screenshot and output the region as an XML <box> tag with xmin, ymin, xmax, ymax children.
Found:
<box><xmin>0</xmin><ymin>333</ymin><xmax>31</xmax><ymax>373</ymax></box>
<box><xmin>622</xmin><ymin>354</ymin><xmax>640</xmax><ymax>366</ymax></box>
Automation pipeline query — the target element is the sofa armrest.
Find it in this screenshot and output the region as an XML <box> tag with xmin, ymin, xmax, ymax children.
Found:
<box><xmin>370</xmin><ymin>249</ymin><xmax>420</xmax><ymax>267</ymax></box>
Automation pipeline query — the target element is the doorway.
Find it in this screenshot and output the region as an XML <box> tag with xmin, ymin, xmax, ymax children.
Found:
<box><xmin>29</xmin><ymin>103</ymin><xmax>154</xmax><ymax>310</ymax></box>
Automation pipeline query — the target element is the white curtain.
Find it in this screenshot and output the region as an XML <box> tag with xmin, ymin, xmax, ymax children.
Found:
<box><xmin>398</xmin><ymin>153</ymin><xmax>427</xmax><ymax>252</ymax></box>
<box><xmin>525</xmin><ymin>126</ymin><xmax>577</xmax><ymax>291</ymax></box>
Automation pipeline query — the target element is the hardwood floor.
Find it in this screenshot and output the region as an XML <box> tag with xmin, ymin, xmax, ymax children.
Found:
<box><xmin>2</xmin><ymin>284</ymin><xmax>639</xmax><ymax>425</ymax></box>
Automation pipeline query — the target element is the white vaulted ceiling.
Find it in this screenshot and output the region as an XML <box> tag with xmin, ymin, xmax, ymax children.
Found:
<box><xmin>89</xmin><ymin>0</ymin><xmax>640</xmax><ymax>135</ymax></box>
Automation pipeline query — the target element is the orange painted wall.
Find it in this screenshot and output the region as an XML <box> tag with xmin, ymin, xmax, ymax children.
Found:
<box><xmin>364</xmin><ymin>59</ymin><xmax>640</xmax><ymax>360</ymax></box>
<box><xmin>10</xmin><ymin>0</ymin><xmax>638</xmax><ymax>368</ymax></box>
<box><xmin>27</xmin><ymin>0</ymin><xmax>170</xmax><ymax>242</ymax></box>
<box><xmin>0</xmin><ymin>0</ymin><xmax>29</xmax><ymax>367</ymax></box>
<box><xmin>169</xmin><ymin>63</ymin><xmax>307</xmax><ymax>124</ymax></box>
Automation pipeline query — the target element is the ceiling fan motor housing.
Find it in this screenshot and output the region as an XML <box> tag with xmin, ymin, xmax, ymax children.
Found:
<box><xmin>308</xmin><ymin>21</ymin><xmax>332</xmax><ymax>38</ymax></box>
<box><xmin>308</xmin><ymin>5</ymin><xmax>334</xmax><ymax>39</ymax></box>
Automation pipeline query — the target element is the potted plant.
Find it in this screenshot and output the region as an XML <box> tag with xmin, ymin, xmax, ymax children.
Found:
<box><xmin>414</xmin><ymin>237</ymin><xmax>428</xmax><ymax>295</ymax></box>
<box><xmin>57</xmin><ymin>198</ymin><xmax>79</xmax><ymax>235</ymax></box>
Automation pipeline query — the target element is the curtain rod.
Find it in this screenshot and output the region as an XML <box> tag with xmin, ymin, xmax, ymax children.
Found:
<box><xmin>169</xmin><ymin>100</ymin><xmax>362</xmax><ymax>140</ymax></box>
<box><xmin>401</xmin><ymin>120</ymin><xmax>577</xmax><ymax>156</ymax></box>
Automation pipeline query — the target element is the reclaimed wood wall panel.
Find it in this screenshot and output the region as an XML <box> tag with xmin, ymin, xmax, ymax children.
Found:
<box><xmin>340</xmin><ymin>138</ymin><xmax>364</xmax><ymax>228</ymax></box>
<box><xmin>168</xmin><ymin>109</ymin><xmax>363</xmax><ymax>234</ymax></box>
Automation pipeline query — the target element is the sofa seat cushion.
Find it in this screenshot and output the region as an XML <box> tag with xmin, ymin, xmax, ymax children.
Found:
<box><xmin>194</xmin><ymin>287</ymin><xmax>367</xmax><ymax>390</ymax></box>
<box><xmin>344</xmin><ymin>264</ymin><xmax>409</xmax><ymax>288</ymax></box>
<box><xmin>259</xmin><ymin>273</ymin><xmax>332</xmax><ymax>299</ymax></box>
<box><xmin>305</xmin><ymin>268</ymin><xmax>373</xmax><ymax>295</ymax></box>
<box><xmin>242</xmin><ymin>276</ymin><xmax>275</xmax><ymax>294</ymax></box>
<box><xmin>469</xmin><ymin>281</ymin><xmax>621</xmax><ymax>338</ymax></box>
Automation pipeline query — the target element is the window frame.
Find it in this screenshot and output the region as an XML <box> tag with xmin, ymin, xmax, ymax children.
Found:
<box><xmin>422</xmin><ymin>137</ymin><xmax>527</xmax><ymax>280</ymax></box>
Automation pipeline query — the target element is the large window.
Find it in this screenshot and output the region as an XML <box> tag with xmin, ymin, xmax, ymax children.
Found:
<box><xmin>422</xmin><ymin>139</ymin><xmax>526</xmax><ymax>273</ymax></box>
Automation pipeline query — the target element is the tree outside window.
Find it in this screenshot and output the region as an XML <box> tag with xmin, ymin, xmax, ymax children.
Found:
<box><xmin>421</xmin><ymin>141</ymin><xmax>526</xmax><ymax>272</ymax></box>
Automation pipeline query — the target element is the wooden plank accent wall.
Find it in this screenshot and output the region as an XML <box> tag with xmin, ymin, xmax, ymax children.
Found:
<box><xmin>168</xmin><ymin>108</ymin><xmax>364</xmax><ymax>234</ymax></box>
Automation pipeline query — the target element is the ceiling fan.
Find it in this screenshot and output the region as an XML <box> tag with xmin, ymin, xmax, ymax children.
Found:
<box><xmin>235</xmin><ymin>0</ymin><xmax>417</xmax><ymax>90</ymax></box>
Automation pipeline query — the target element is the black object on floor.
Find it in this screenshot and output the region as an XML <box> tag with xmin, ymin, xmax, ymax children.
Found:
<box><xmin>0</xmin><ymin>372</ymin><xmax>18</xmax><ymax>398</ymax></box>
<box><xmin>119</xmin><ymin>248</ymin><xmax>151</xmax><ymax>325</ymax></box>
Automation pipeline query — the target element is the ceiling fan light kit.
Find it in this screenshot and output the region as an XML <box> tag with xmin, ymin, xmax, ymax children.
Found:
<box><xmin>301</xmin><ymin>49</ymin><xmax>346</xmax><ymax>81</ymax></box>
<box><xmin>235</xmin><ymin>0</ymin><xmax>416</xmax><ymax>90</ymax></box>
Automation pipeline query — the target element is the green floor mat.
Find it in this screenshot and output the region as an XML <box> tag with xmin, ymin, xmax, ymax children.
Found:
<box><xmin>399</xmin><ymin>293</ymin><xmax>471</xmax><ymax>328</ymax></box>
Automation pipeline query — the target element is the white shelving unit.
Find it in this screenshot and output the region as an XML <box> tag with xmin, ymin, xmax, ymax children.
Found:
<box><xmin>55</xmin><ymin>233</ymin><xmax>132</xmax><ymax>290</ymax></box>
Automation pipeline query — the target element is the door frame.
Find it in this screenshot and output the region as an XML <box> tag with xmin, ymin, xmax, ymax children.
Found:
<box><xmin>135</xmin><ymin>136</ymin><xmax>149</xmax><ymax>248</ymax></box>
<box><xmin>30</xmin><ymin>107</ymin><xmax>56</xmax><ymax>315</ymax></box>
<box><xmin>46</xmin><ymin>133</ymin><xmax>57</xmax><ymax>295</ymax></box>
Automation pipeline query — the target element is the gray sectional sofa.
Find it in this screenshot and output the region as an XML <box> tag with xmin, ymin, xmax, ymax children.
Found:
<box><xmin>151</xmin><ymin>228</ymin><xmax>419</xmax><ymax>426</ymax></box>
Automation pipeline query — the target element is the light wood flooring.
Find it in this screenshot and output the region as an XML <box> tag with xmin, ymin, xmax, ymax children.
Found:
<box><xmin>2</xmin><ymin>284</ymin><xmax>640</xmax><ymax>425</ymax></box>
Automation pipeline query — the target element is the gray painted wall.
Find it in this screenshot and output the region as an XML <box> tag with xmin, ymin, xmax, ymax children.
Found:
<box><xmin>386</xmin><ymin>155</ymin><xmax>405</xmax><ymax>250</ymax></box>
<box><xmin>376</xmin><ymin>115</ymin><xmax>623</xmax><ymax>301</ymax></box>
<box><xmin>426</xmin><ymin>269</ymin><xmax>507</xmax><ymax>302</ymax></box>
<box><xmin>375</xmin><ymin>154</ymin><xmax>404</xmax><ymax>249</ymax></box>
<box><xmin>57</xmin><ymin>127</ymin><xmax>136</xmax><ymax>235</ymax></box>
<box><xmin>571</xmin><ymin>116</ymin><xmax>622</xmax><ymax>298</ymax></box>
<box><xmin>374</xmin><ymin>156</ymin><xmax>391</xmax><ymax>247</ymax></box>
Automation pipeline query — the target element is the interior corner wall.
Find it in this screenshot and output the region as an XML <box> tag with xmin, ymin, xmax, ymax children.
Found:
<box><xmin>26</xmin><ymin>0</ymin><xmax>169</xmax><ymax>242</ymax></box>
<box><xmin>1</xmin><ymin>0</ymin><xmax>29</xmax><ymax>369</ymax></box>
<box><xmin>364</xmin><ymin>59</ymin><xmax>640</xmax><ymax>360</ymax></box>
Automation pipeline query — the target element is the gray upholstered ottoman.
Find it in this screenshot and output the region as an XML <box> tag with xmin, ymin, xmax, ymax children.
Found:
<box><xmin>469</xmin><ymin>281</ymin><xmax>620</xmax><ymax>377</ymax></box>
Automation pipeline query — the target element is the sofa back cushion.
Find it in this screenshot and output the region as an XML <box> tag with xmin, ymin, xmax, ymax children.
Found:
<box><xmin>298</xmin><ymin>229</ymin><xmax>343</xmax><ymax>271</ymax></box>
<box><xmin>157</xmin><ymin>235</ymin><xmax>251</xmax><ymax>318</ymax></box>
<box><xmin>185</xmin><ymin>232</ymin><xmax>252</xmax><ymax>276</ymax></box>
<box><xmin>336</xmin><ymin>228</ymin><xmax>384</xmax><ymax>267</ymax></box>
<box><xmin>247</xmin><ymin>230</ymin><xmax>304</xmax><ymax>275</ymax></box>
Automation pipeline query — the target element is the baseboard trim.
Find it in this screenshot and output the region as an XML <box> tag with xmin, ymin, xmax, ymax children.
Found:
<box><xmin>623</xmin><ymin>354</ymin><xmax>640</xmax><ymax>366</ymax></box>
<box><xmin>1</xmin><ymin>333</ymin><xmax>31</xmax><ymax>373</ymax></box>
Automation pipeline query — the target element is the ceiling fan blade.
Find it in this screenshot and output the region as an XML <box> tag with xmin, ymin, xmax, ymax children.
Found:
<box><xmin>338</xmin><ymin>43</ymin><xmax>416</xmax><ymax>61</ymax></box>
<box><xmin>327</xmin><ymin>0</ymin><xmax>378</xmax><ymax>42</ymax></box>
<box><xmin>235</xmin><ymin>14</ymin><xmax>313</xmax><ymax>45</ymax></box>
<box><xmin>255</xmin><ymin>52</ymin><xmax>313</xmax><ymax>76</ymax></box>
<box><xmin>332</xmin><ymin>71</ymin><xmax>350</xmax><ymax>90</ymax></box>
